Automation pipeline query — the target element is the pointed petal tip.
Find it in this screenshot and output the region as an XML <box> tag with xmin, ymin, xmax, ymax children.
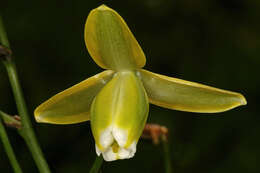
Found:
<box><xmin>34</xmin><ymin>108</ymin><xmax>48</xmax><ymax>123</ymax></box>
<box><xmin>34</xmin><ymin>114</ymin><xmax>45</xmax><ymax>123</ymax></box>
<box><xmin>233</xmin><ymin>92</ymin><xmax>247</xmax><ymax>107</ymax></box>
<box><xmin>210</xmin><ymin>92</ymin><xmax>247</xmax><ymax>113</ymax></box>
<box><xmin>97</xmin><ymin>4</ymin><xmax>109</xmax><ymax>11</ymax></box>
<box><xmin>223</xmin><ymin>93</ymin><xmax>247</xmax><ymax>112</ymax></box>
<box><xmin>239</xmin><ymin>94</ymin><xmax>247</xmax><ymax>106</ymax></box>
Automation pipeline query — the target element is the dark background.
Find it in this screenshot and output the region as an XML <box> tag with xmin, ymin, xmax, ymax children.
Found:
<box><xmin>0</xmin><ymin>0</ymin><xmax>258</xmax><ymax>172</ymax></box>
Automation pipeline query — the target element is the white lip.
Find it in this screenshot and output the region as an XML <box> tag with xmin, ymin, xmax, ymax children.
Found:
<box><xmin>96</xmin><ymin>126</ymin><xmax>137</xmax><ymax>161</ymax></box>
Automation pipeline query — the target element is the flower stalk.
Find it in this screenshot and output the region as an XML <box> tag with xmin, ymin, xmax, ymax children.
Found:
<box><xmin>89</xmin><ymin>156</ymin><xmax>103</xmax><ymax>173</ymax></box>
<box><xmin>0</xmin><ymin>16</ymin><xmax>51</xmax><ymax>173</ymax></box>
<box><xmin>162</xmin><ymin>137</ymin><xmax>172</xmax><ymax>173</ymax></box>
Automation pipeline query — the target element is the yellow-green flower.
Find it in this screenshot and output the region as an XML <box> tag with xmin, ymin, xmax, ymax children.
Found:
<box><xmin>34</xmin><ymin>5</ymin><xmax>246</xmax><ymax>161</ymax></box>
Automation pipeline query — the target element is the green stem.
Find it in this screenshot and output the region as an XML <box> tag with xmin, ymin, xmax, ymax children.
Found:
<box><xmin>162</xmin><ymin>140</ymin><xmax>172</xmax><ymax>173</ymax></box>
<box><xmin>0</xmin><ymin>115</ymin><xmax>23</xmax><ymax>173</ymax></box>
<box><xmin>0</xmin><ymin>16</ymin><xmax>51</xmax><ymax>173</ymax></box>
<box><xmin>0</xmin><ymin>16</ymin><xmax>9</xmax><ymax>47</ymax></box>
<box><xmin>89</xmin><ymin>156</ymin><xmax>103</xmax><ymax>173</ymax></box>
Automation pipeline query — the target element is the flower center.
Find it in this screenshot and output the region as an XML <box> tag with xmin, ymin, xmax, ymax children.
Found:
<box><xmin>112</xmin><ymin>141</ymin><xmax>120</xmax><ymax>153</ymax></box>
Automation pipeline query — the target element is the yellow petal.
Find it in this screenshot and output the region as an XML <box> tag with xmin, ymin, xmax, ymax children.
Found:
<box><xmin>84</xmin><ymin>4</ymin><xmax>146</xmax><ymax>70</ymax></box>
<box><xmin>91</xmin><ymin>70</ymin><xmax>149</xmax><ymax>152</ymax></box>
<box><xmin>139</xmin><ymin>69</ymin><xmax>246</xmax><ymax>113</ymax></box>
<box><xmin>34</xmin><ymin>70</ymin><xmax>114</xmax><ymax>124</ymax></box>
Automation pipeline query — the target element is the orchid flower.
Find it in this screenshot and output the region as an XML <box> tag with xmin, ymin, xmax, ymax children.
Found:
<box><xmin>34</xmin><ymin>4</ymin><xmax>246</xmax><ymax>161</ymax></box>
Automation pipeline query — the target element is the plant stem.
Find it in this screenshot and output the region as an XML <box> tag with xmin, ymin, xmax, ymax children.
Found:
<box><xmin>162</xmin><ymin>140</ymin><xmax>172</xmax><ymax>173</ymax></box>
<box><xmin>0</xmin><ymin>116</ymin><xmax>23</xmax><ymax>173</ymax></box>
<box><xmin>0</xmin><ymin>16</ymin><xmax>9</xmax><ymax>47</ymax></box>
<box><xmin>89</xmin><ymin>156</ymin><xmax>103</xmax><ymax>173</ymax></box>
<box><xmin>0</xmin><ymin>16</ymin><xmax>51</xmax><ymax>173</ymax></box>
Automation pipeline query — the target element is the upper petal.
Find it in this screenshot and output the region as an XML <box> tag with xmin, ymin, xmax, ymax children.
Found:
<box><xmin>34</xmin><ymin>70</ymin><xmax>114</xmax><ymax>124</ymax></box>
<box><xmin>84</xmin><ymin>5</ymin><xmax>146</xmax><ymax>70</ymax></box>
<box><xmin>139</xmin><ymin>69</ymin><xmax>246</xmax><ymax>113</ymax></box>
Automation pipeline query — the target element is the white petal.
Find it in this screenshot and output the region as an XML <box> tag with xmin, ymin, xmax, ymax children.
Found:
<box><xmin>99</xmin><ymin>126</ymin><xmax>114</xmax><ymax>149</ymax></box>
<box><xmin>128</xmin><ymin>142</ymin><xmax>137</xmax><ymax>158</ymax></box>
<box><xmin>112</xmin><ymin>127</ymin><xmax>128</xmax><ymax>147</ymax></box>
<box><xmin>102</xmin><ymin>147</ymin><xmax>117</xmax><ymax>161</ymax></box>
<box><xmin>117</xmin><ymin>141</ymin><xmax>137</xmax><ymax>159</ymax></box>
<box><xmin>117</xmin><ymin>148</ymin><xmax>132</xmax><ymax>159</ymax></box>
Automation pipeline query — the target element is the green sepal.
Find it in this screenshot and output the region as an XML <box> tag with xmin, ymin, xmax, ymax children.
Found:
<box><xmin>140</xmin><ymin>69</ymin><xmax>246</xmax><ymax>113</ymax></box>
<box><xmin>34</xmin><ymin>70</ymin><xmax>114</xmax><ymax>124</ymax></box>
<box><xmin>84</xmin><ymin>5</ymin><xmax>146</xmax><ymax>70</ymax></box>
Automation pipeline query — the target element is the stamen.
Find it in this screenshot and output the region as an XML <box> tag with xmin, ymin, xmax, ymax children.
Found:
<box><xmin>111</xmin><ymin>141</ymin><xmax>119</xmax><ymax>153</ymax></box>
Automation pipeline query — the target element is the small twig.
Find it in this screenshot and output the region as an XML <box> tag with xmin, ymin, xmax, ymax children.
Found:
<box><xmin>0</xmin><ymin>44</ymin><xmax>12</xmax><ymax>61</ymax></box>
<box><xmin>0</xmin><ymin>117</ymin><xmax>23</xmax><ymax>173</ymax></box>
<box><xmin>142</xmin><ymin>123</ymin><xmax>168</xmax><ymax>145</ymax></box>
<box><xmin>0</xmin><ymin>111</ymin><xmax>22</xmax><ymax>129</ymax></box>
<box><xmin>142</xmin><ymin>123</ymin><xmax>172</xmax><ymax>173</ymax></box>
<box><xmin>89</xmin><ymin>156</ymin><xmax>103</xmax><ymax>173</ymax></box>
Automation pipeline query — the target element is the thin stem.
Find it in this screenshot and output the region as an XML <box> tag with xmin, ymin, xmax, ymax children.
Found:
<box><xmin>0</xmin><ymin>16</ymin><xmax>9</xmax><ymax>47</ymax></box>
<box><xmin>0</xmin><ymin>16</ymin><xmax>51</xmax><ymax>173</ymax></box>
<box><xmin>0</xmin><ymin>116</ymin><xmax>23</xmax><ymax>173</ymax></box>
<box><xmin>89</xmin><ymin>156</ymin><xmax>103</xmax><ymax>173</ymax></box>
<box><xmin>162</xmin><ymin>140</ymin><xmax>172</xmax><ymax>173</ymax></box>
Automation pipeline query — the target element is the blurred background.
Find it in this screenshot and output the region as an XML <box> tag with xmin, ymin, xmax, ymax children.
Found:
<box><xmin>0</xmin><ymin>0</ymin><xmax>258</xmax><ymax>172</ymax></box>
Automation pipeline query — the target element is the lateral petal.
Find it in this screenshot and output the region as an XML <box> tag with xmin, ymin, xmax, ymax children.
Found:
<box><xmin>139</xmin><ymin>69</ymin><xmax>246</xmax><ymax>113</ymax></box>
<box><xmin>34</xmin><ymin>70</ymin><xmax>114</xmax><ymax>124</ymax></box>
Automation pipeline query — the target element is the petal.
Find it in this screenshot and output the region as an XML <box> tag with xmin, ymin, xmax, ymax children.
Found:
<box><xmin>91</xmin><ymin>70</ymin><xmax>149</xmax><ymax>151</ymax></box>
<box><xmin>84</xmin><ymin>5</ymin><xmax>146</xmax><ymax>70</ymax></box>
<box><xmin>34</xmin><ymin>70</ymin><xmax>114</xmax><ymax>124</ymax></box>
<box><xmin>139</xmin><ymin>69</ymin><xmax>247</xmax><ymax>113</ymax></box>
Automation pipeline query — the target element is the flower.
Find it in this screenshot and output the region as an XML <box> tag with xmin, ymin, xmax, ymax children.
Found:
<box><xmin>34</xmin><ymin>4</ymin><xmax>247</xmax><ymax>161</ymax></box>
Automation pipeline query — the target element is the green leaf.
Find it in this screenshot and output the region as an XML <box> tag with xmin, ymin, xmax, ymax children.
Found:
<box><xmin>84</xmin><ymin>5</ymin><xmax>146</xmax><ymax>70</ymax></box>
<box><xmin>34</xmin><ymin>70</ymin><xmax>114</xmax><ymax>124</ymax></box>
<box><xmin>140</xmin><ymin>69</ymin><xmax>246</xmax><ymax>113</ymax></box>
